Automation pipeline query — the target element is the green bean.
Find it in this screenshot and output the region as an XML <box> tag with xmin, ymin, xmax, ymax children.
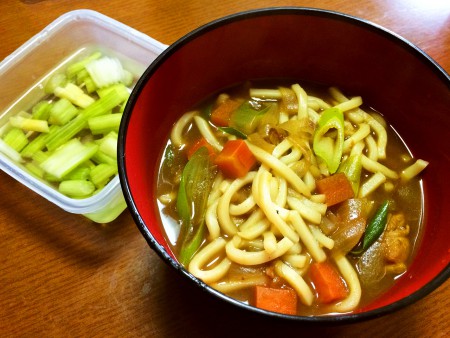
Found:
<box><xmin>350</xmin><ymin>200</ymin><xmax>389</xmax><ymax>256</ymax></box>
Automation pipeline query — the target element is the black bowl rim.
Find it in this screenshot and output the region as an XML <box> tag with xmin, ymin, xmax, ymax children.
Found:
<box><xmin>118</xmin><ymin>6</ymin><xmax>450</xmax><ymax>324</ymax></box>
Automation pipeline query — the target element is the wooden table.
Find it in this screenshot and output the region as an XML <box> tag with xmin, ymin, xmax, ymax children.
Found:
<box><xmin>1</xmin><ymin>1</ymin><xmax>448</xmax><ymax>337</ymax></box>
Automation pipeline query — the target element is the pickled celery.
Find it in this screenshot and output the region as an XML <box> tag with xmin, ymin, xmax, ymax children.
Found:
<box><xmin>0</xmin><ymin>50</ymin><xmax>136</xmax><ymax>199</ymax></box>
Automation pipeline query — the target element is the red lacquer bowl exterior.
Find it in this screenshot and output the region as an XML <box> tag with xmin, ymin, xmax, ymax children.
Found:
<box><xmin>118</xmin><ymin>7</ymin><xmax>450</xmax><ymax>323</ymax></box>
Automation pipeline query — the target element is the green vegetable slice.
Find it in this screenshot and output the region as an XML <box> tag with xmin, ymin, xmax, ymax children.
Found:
<box><xmin>40</xmin><ymin>139</ymin><xmax>98</xmax><ymax>179</ymax></box>
<box><xmin>218</xmin><ymin>126</ymin><xmax>247</xmax><ymax>139</ymax></box>
<box><xmin>313</xmin><ymin>107</ymin><xmax>344</xmax><ymax>174</ymax></box>
<box><xmin>338</xmin><ymin>154</ymin><xmax>363</xmax><ymax>196</ymax></box>
<box><xmin>59</xmin><ymin>180</ymin><xmax>96</xmax><ymax>198</ymax></box>
<box><xmin>45</xmin><ymin>85</ymin><xmax>129</xmax><ymax>151</ymax></box>
<box><xmin>31</xmin><ymin>101</ymin><xmax>53</xmax><ymax>120</ymax></box>
<box><xmin>230</xmin><ymin>101</ymin><xmax>270</xmax><ymax>135</ymax></box>
<box><xmin>177</xmin><ymin>147</ymin><xmax>217</xmax><ymax>265</ymax></box>
<box><xmin>21</xmin><ymin>125</ymin><xmax>59</xmax><ymax>158</ymax></box>
<box><xmin>3</xmin><ymin>127</ymin><xmax>28</xmax><ymax>152</ymax></box>
<box><xmin>350</xmin><ymin>200</ymin><xmax>389</xmax><ymax>256</ymax></box>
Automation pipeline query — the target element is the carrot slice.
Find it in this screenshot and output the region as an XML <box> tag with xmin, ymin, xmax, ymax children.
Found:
<box><xmin>187</xmin><ymin>137</ymin><xmax>216</xmax><ymax>159</ymax></box>
<box><xmin>214</xmin><ymin>139</ymin><xmax>256</xmax><ymax>178</ymax></box>
<box><xmin>316</xmin><ymin>172</ymin><xmax>355</xmax><ymax>206</ymax></box>
<box><xmin>254</xmin><ymin>286</ymin><xmax>297</xmax><ymax>315</ymax></box>
<box><xmin>309</xmin><ymin>261</ymin><xmax>348</xmax><ymax>304</ymax></box>
<box><xmin>210</xmin><ymin>99</ymin><xmax>241</xmax><ymax>127</ymax></box>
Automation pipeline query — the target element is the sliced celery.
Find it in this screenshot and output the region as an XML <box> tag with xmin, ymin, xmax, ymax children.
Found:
<box><xmin>21</xmin><ymin>125</ymin><xmax>59</xmax><ymax>158</ymax></box>
<box><xmin>2</xmin><ymin>50</ymin><xmax>133</xmax><ymax>202</ymax></box>
<box><xmin>90</xmin><ymin>163</ymin><xmax>118</xmax><ymax>188</ymax></box>
<box><xmin>48</xmin><ymin>98</ymin><xmax>79</xmax><ymax>125</ymax></box>
<box><xmin>86</xmin><ymin>56</ymin><xmax>126</xmax><ymax>88</ymax></box>
<box><xmin>84</xmin><ymin>77</ymin><xmax>98</xmax><ymax>94</ymax></box>
<box><xmin>32</xmin><ymin>150</ymin><xmax>49</xmax><ymax>164</ymax></box>
<box><xmin>46</xmin><ymin>86</ymin><xmax>129</xmax><ymax>151</ymax></box>
<box><xmin>54</xmin><ymin>83</ymin><xmax>95</xmax><ymax>108</ymax></box>
<box><xmin>66</xmin><ymin>51</ymin><xmax>102</xmax><ymax>78</ymax></box>
<box><xmin>0</xmin><ymin>121</ymin><xmax>13</xmax><ymax>137</ymax></box>
<box><xmin>88</xmin><ymin>114</ymin><xmax>122</xmax><ymax>135</ymax></box>
<box><xmin>25</xmin><ymin>162</ymin><xmax>45</xmax><ymax>178</ymax></box>
<box><xmin>44</xmin><ymin>73</ymin><xmax>67</xmax><ymax>94</ymax></box>
<box><xmin>83</xmin><ymin>159</ymin><xmax>96</xmax><ymax>169</ymax></box>
<box><xmin>64</xmin><ymin>166</ymin><xmax>91</xmax><ymax>180</ymax></box>
<box><xmin>76</xmin><ymin>69</ymin><xmax>90</xmax><ymax>85</ymax></box>
<box><xmin>3</xmin><ymin>127</ymin><xmax>29</xmax><ymax>152</ymax></box>
<box><xmin>0</xmin><ymin>138</ymin><xmax>23</xmax><ymax>162</ymax></box>
<box><xmin>31</xmin><ymin>101</ymin><xmax>53</xmax><ymax>120</ymax></box>
<box><xmin>40</xmin><ymin>139</ymin><xmax>98</xmax><ymax>179</ymax></box>
<box><xmin>58</xmin><ymin>180</ymin><xmax>96</xmax><ymax>198</ymax></box>
<box><xmin>45</xmin><ymin>115</ymin><xmax>85</xmax><ymax>151</ymax></box>
<box><xmin>96</xmin><ymin>83</ymin><xmax>129</xmax><ymax>99</ymax></box>
<box><xmin>98</xmin><ymin>131</ymin><xmax>118</xmax><ymax>159</ymax></box>
<box><xmin>91</xmin><ymin>150</ymin><xmax>116</xmax><ymax>165</ymax></box>
<box><xmin>44</xmin><ymin>172</ymin><xmax>61</xmax><ymax>182</ymax></box>
<box><xmin>9</xmin><ymin>116</ymin><xmax>49</xmax><ymax>133</ymax></box>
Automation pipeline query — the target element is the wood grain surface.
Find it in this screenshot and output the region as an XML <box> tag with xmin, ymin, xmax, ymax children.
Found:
<box><xmin>0</xmin><ymin>1</ymin><xmax>449</xmax><ymax>337</ymax></box>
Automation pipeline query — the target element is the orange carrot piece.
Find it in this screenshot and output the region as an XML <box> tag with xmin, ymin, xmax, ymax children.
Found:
<box><xmin>254</xmin><ymin>286</ymin><xmax>297</xmax><ymax>315</ymax></box>
<box><xmin>309</xmin><ymin>261</ymin><xmax>348</xmax><ymax>304</ymax></box>
<box><xmin>187</xmin><ymin>137</ymin><xmax>216</xmax><ymax>159</ymax></box>
<box><xmin>210</xmin><ymin>99</ymin><xmax>241</xmax><ymax>127</ymax></box>
<box><xmin>315</xmin><ymin>172</ymin><xmax>355</xmax><ymax>206</ymax></box>
<box><xmin>214</xmin><ymin>139</ymin><xmax>256</xmax><ymax>178</ymax></box>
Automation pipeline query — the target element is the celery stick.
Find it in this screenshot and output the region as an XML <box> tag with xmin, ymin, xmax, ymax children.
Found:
<box><xmin>97</xmin><ymin>83</ymin><xmax>128</xmax><ymax>98</ymax></box>
<box><xmin>91</xmin><ymin>150</ymin><xmax>116</xmax><ymax>165</ymax></box>
<box><xmin>84</xmin><ymin>76</ymin><xmax>98</xmax><ymax>94</ymax></box>
<box><xmin>32</xmin><ymin>150</ymin><xmax>49</xmax><ymax>164</ymax></box>
<box><xmin>32</xmin><ymin>101</ymin><xmax>53</xmax><ymax>120</ymax></box>
<box><xmin>25</xmin><ymin>162</ymin><xmax>45</xmax><ymax>178</ymax></box>
<box><xmin>90</xmin><ymin>163</ymin><xmax>117</xmax><ymax>188</ymax></box>
<box><xmin>40</xmin><ymin>138</ymin><xmax>98</xmax><ymax>179</ymax></box>
<box><xmin>49</xmin><ymin>98</ymin><xmax>79</xmax><ymax>125</ymax></box>
<box><xmin>64</xmin><ymin>166</ymin><xmax>91</xmax><ymax>180</ymax></box>
<box><xmin>3</xmin><ymin>127</ymin><xmax>29</xmax><ymax>152</ymax></box>
<box><xmin>86</xmin><ymin>56</ymin><xmax>126</xmax><ymax>88</ymax></box>
<box><xmin>45</xmin><ymin>114</ymin><xmax>85</xmax><ymax>151</ymax></box>
<box><xmin>76</xmin><ymin>69</ymin><xmax>90</xmax><ymax>85</ymax></box>
<box><xmin>54</xmin><ymin>83</ymin><xmax>95</xmax><ymax>108</ymax></box>
<box><xmin>83</xmin><ymin>159</ymin><xmax>96</xmax><ymax>169</ymax></box>
<box><xmin>59</xmin><ymin>180</ymin><xmax>96</xmax><ymax>198</ymax></box>
<box><xmin>44</xmin><ymin>172</ymin><xmax>61</xmax><ymax>182</ymax></box>
<box><xmin>46</xmin><ymin>86</ymin><xmax>129</xmax><ymax>151</ymax></box>
<box><xmin>77</xmin><ymin>70</ymin><xmax>98</xmax><ymax>93</ymax></box>
<box><xmin>88</xmin><ymin>114</ymin><xmax>122</xmax><ymax>135</ymax></box>
<box><xmin>80</xmin><ymin>84</ymin><xmax>128</xmax><ymax>119</ymax></box>
<box><xmin>66</xmin><ymin>51</ymin><xmax>102</xmax><ymax>78</ymax></box>
<box><xmin>21</xmin><ymin>125</ymin><xmax>59</xmax><ymax>158</ymax></box>
<box><xmin>9</xmin><ymin>116</ymin><xmax>49</xmax><ymax>133</ymax></box>
<box><xmin>98</xmin><ymin>131</ymin><xmax>118</xmax><ymax>159</ymax></box>
<box><xmin>0</xmin><ymin>121</ymin><xmax>12</xmax><ymax>137</ymax></box>
<box><xmin>0</xmin><ymin>138</ymin><xmax>23</xmax><ymax>162</ymax></box>
<box><xmin>44</xmin><ymin>73</ymin><xmax>67</xmax><ymax>94</ymax></box>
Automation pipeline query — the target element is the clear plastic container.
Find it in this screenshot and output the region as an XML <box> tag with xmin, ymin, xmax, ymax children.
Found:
<box><xmin>0</xmin><ymin>9</ymin><xmax>167</xmax><ymax>223</ymax></box>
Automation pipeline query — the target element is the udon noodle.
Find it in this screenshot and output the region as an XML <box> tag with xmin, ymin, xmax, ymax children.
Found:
<box><xmin>157</xmin><ymin>82</ymin><xmax>427</xmax><ymax>316</ymax></box>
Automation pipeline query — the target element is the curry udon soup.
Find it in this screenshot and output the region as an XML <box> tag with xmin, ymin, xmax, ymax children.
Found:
<box><xmin>156</xmin><ymin>81</ymin><xmax>427</xmax><ymax>316</ymax></box>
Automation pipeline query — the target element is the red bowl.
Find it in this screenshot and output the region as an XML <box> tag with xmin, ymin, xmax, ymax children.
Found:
<box><xmin>118</xmin><ymin>7</ymin><xmax>450</xmax><ymax>323</ymax></box>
